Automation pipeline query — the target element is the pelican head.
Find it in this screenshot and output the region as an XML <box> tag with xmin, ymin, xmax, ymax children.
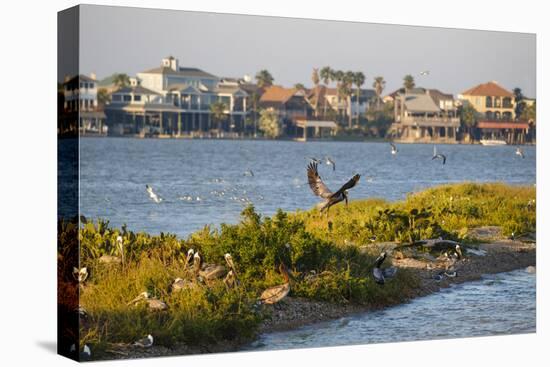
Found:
<box><xmin>73</xmin><ymin>267</ymin><xmax>88</xmax><ymax>283</ymax></box>
<box><xmin>128</xmin><ymin>291</ymin><xmax>150</xmax><ymax>305</ymax></box>
<box><xmin>224</xmin><ymin>253</ymin><xmax>235</xmax><ymax>270</ymax></box>
<box><xmin>374</xmin><ymin>252</ymin><xmax>387</xmax><ymax>268</ymax></box>
<box><xmin>455</xmin><ymin>244</ymin><xmax>463</xmax><ymax>258</ymax></box>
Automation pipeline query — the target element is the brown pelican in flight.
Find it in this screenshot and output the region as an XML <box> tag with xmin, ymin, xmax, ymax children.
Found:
<box><xmin>432</xmin><ymin>146</ymin><xmax>446</xmax><ymax>165</ymax></box>
<box><xmin>516</xmin><ymin>147</ymin><xmax>525</xmax><ymax>159</ymax></box>
<box><xmin>390</xmin><ymin>142</ymin><xmax>398</xmax><ymax>156</ymax></box>
<box><xmin>307</xmin><ymin>162</ymin><xmax>360</xmax><ymax>217</ymax></box>
<box><xmin>372</xmin><ymin>252</ymin><xmax>398</xmax><ymax>285</ymax></box>
<box><xmin>260</xmin><ymin>264</ymin><xmax>291</xmax><ymax>304</ymax></box>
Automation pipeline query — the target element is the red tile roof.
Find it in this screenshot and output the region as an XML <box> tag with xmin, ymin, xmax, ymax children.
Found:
<box><xmin>462</xmin><ymin>82</ymin><xmax>513</xmax><ymax>97</ymax></box>
<box><xmin>260</xmin><ymin>85</ymin><xmax>297</xmax><ymax>103</ymax></box>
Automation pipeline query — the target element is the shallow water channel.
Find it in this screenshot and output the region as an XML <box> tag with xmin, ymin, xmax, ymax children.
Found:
<box><xmin>248</xmin><ymin>269</ymin><xmax>536</xmax><ymax>351</ymax></box>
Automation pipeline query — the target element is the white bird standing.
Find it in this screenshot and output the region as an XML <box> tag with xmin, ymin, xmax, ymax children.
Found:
<box><xmin>133</xmin><ymin>334</ymin><xmax>154</xmax><ymax>348</ymax></box>
<box><xmin>145</xmin><ymin>185</ymin><xmax>162</xmax><ymax>203</ymax></box>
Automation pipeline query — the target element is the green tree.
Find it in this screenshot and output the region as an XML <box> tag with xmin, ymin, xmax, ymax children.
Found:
<box><xmin>113</xmin><ymin>73</ymin><xmax>131</xmax><ymax>89</ymax></box>
<box><xmin>353</xmin><ymin>71</ymin><xmax>365</xmax><ymax>126</ymax></box>
<box><xmin>259</xmin><ymin>109</ymin><xmax>282</xmax><ymax>138</ymax></box>
<box><xmin>248</xmin><ymin>91</ymin><xmax>261</xmax><ymax>137</ymax></box>
<box><xmin>294</xmin><ymin>83</ymin><xmax>306</xmax><ymax>92</ymax></box>
<box><xmin>513</xmin><ymin>87</ymin><xmax>526</xmax><ymax>119</ymax></box>
<box><xmin>97</xmin><ymin>88</ymin><xmax>110</xmax><ymax>106</ymax></box>
<box><xmin>521</xmin><ymin>102</ymin><xmax>536</xmax><ymax>124</ymax></box>
<box><xmin>373</xmin><ymin>76</ymin><xmax>386</xmax><ymax>110</ymax></box>
<box><xmin>255</xmin><ymin>70</ymin><xmax>274</xmax><ymax>88</ymax></box>
<box><xmin>403</xmin><ymin>74</ymin><xmax>415</xmax><ymax>91</ymax></box>
<box><xmin>210</xmin><ymin>101</ymin><xmax>227</xmax><ymax>133</ymax></box>
<box><xmin>460</xmin><ymin>103</ymin><xmax>478</xmax><ymax>142</ymax></box>
<box><xmin>342</xmin><ymin>71</ymin><xmax>355</xmax><ymax>128</ymax></box>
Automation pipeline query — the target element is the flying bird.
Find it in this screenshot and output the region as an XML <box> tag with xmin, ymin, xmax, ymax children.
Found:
<box><xmin>390</xmin><ymin>142</ymin><xmax>398</xmax><ymax>156</ymax></box>
<box><xmin>324</xmin><ymin>156</ymin><xmax>336</xmax><ymax>171</ymax></box>
<box><xmin>145</xmin><ymin>185</ymin><xmax>162</xmax><ymax>203</ymax></box>
<box><xmin>516</xmin><ymin>147</ymin><xmax>525</xmax><ymax>159</ymax></box>
<box><xmin>243</xmin><ymin>169</ymin><xmax>254</xmax><ymax>177</ymax></box>
<box><xmin>307</xmin><ymin>162</ymin><xmax>360</xmax><ymax>217</ymax></box>
<box><xmin>307</xmin><ymin>157</ymin><xmax>322</xmax><ymax>164</ymax></box>
<box><xmin>133</xmin><ymin>334</ymin><xmax>154</xmax><ymax>348</ymax></box>
<box><xmin>259</xmin><ymin>264</ymin><xmax>291</xmax><ymax>305</ymax></box>
<box><xmin>420</xmin><ymin>70</ymin><xmax>430</xmax><ymax>76</ymax></box>
<box><xmin>372</xmin><ymin>252</ymin><xmax>398</xmax><ymax>285</ymax></box>
<box><xmin>432</xmin><ymin>146</ymin><xmax>446</xmax><ymax>165</ymax></box>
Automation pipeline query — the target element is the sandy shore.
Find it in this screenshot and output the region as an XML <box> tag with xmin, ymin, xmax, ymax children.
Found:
<box><xmin>104</xmin><ymin>238</ymin><xmax>535</xmax><ymax>360</ymax></box>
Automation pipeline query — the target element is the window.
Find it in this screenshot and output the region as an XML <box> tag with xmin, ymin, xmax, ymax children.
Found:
<box><xmin>503</xmin><ymin>97</ymin><xmax>512</xmax><ymax>108</ymax></box>
<box><xmin>494</xmin><ymin>98</ymin><xmax>501</xmax><ymax>108</ymax></box>
<box><xmin>88</xmin><ymin>83</ymin><xmax>94</xmax><ymax>89</ymax></box>
<box><xmin>134</xmin><ymin>95</ymin><xmax>142</xmax><ymax>102</ymax></box>
<box><xmin>485</xmin><ymin>111</ymin><xmax>493</xmax><ymax>120</ymax></box>
<box><xmin>123</xmin><ymin>95</ymin><xmax>132</xmax><ymax>102</ymax></box>
<box><xmin>485</xmin><ymin>96</ymin><xmax>492</xmax><ymax>108</ymax></box>
<box><xmin>112</xmin><ymin>95</ymin><xmax>122</xmax><ymax>102</ymax></box>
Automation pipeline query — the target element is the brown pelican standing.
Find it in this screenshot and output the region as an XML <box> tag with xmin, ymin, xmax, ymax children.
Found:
<box><xmin>307</xmin><ymin>162</ymin><xmax>360</xmax><ymax>217</ymax></box>
<box><xmin>183</xmin><ymin>248</ymin><xmax>194</xmax><ymax>270</ymax></box>
<box><xmin>133</xmin><ymin>334</ymin><xmax>154</xmax><ymax>348</ymax></box>
<box><xmin>193</xmin><ymin>251</ymin><xmax>227</xmax><ymax>282</ymax></box>
<box><xmin>127</xmin><ymin>291</ymin><xmax>168</xmax><ymax>311</ymax></box>
<box><xmin>372</xmin><ymin>252</ymin><xmax>397</xmax><ymax>285</ymax></box>
<box><xmin>432</xmin><ymin>146</ymin><xmax>446</xmax><ymax>165</ymax></box>
<box><xmin>171</xmin><ymin>277</ymin><xmax>197</xmax><ymax>292</ymax></box>
<box><xmin>259</xmin><ymin>264</ymin><xmax>291</xmax><ymax>304</ymax></box>
<box><xmin>223</xmin><ymin>253</ymin><xmax>239</xmax><ymax>288</ymax></box>
<box><xmin>516</xmin><ymin>147</ymin><xmax>525</xmax><ymax>159</ymax></box>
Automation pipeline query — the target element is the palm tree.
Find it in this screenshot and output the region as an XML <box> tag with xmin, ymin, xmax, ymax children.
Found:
<box><xmin>248</xmin><ymin>91</ymin><xmax>260</xmax><ymax>137</ymax></box>
<box><xmin>311</xmin><ymin>68</ymin><xmax>320</xmax><ymax>87</ymax></box>
<box><xmin>294</xmin><ymin>83</ymin><xmax>306</xmax><ymax>92</ymax></box>
<box><xmin>460</xmin><ymin>103</ymin><xmax>478</xmax><ymax>142</ymax></box>
<box><xmin>513</xmin><ymin>87</ymin><xmax>525</xmax><ymax>120</ymax></box>
<box><xmin>343</xmin><ymin>71</ymin><xmax>355</xmax><ymax>128</ymax></box>
<box><xmin>373</xmin><ymin>76</ymin><xmax>386</xmax><ymax>110</ymax></box>
<box><xmin>333</xmin><ymin>70</ymin><xmax>345</xmax><ymax>123</ymax></box>
<box><xmin>319</xmin><ymin>66</ymin><xmax>332</xmax><ymax>117</ymax></box>
<box><xmin>353</xmin><ymin>72</ymin><xmax>365</xmax><ymax>126</ymax></box>
<box><xmin>210</xmin><ymin>101</ymin><xmax>227</xmax><ymax>136</ymax></box>
<box><xmin>113</xmin><ymin>73</ymin><xmax>131</xmax><ymax>89</ymax></box>
<box><xmin>403</xmin><ymin>74</ymin><xmax>415</xmax><ymax>92</ymax></box>
<box><xmin>255</xmin><ymin>70</ymin><xmax>274</xmax><ymax>88</ymax></box>
<box><xmin>97</xmin><ymin>88</ymin><xmax>110</xmax><ymax>106</ymax></box>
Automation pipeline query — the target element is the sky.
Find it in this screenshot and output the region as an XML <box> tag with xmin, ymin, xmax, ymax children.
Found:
<box><xmin>77</xmin><ymin>4</ymin><xmax>536</xmax><ymax>97</ymax></box>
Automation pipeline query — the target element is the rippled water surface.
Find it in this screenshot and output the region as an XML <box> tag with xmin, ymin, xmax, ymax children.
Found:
<box><xmin>248</xmin><ymin>269</ymin><xmax>536</xmax><ymax>351</ymax></box>
<box><xmin>76</xmin><ymin>138</ymin><xmax>535</xmax><ymax>237</ymax></box>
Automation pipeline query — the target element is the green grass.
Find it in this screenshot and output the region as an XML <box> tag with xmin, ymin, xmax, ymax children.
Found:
<box><xmin>59</xmin><ymin>182</ymin><xmax>535</xmax><ymax>357</ymax></box>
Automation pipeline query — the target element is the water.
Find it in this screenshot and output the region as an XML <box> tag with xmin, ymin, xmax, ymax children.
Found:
<box><xmin>248</xmin><ymin>269</ymin><xmax>536</xmax><ymax>351</ymax></box>
<box><xmin>77</xmin><ymin>138</ymin><xmax>535</xmax><ymax>237</ymax></box>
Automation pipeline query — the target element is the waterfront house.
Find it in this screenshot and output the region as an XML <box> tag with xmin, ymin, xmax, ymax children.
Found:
<box><xmin>105</xmin><ymin>57</ymin><xmax>251</xmax><ymax>137</ymax></box>
<box><xmin>259</xmin><ymin>85</ymin><xmax>314</xmax><ymax>135</ymax></box>
<box><xmin>458</xmin><ymin>81</ymin><xmax>529</xmax><ymax>144</ymax></box>
<box><xmin>62</xmin><ymin>73</ymin><xmax>106</xmax><ymax>135</ymax></box>
<box><xmin>389</xmin><ymin>88</ymin><xmax>460</xmax><ymax>143</ymax></box>
<box><xmin>350</xmin><ymin>88</ymin><xmax>378</xmax><ymax>118</ymax></box>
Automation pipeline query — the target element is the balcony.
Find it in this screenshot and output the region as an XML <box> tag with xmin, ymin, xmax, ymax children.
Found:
<box><xmin>398</xmin><ymin>115</ymin><xmax>460</xmax><ymax>127</ymax></box>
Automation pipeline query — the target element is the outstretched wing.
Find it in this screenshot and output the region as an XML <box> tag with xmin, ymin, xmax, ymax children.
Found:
<box><xmin>441</xmin><ymin>154</ymin><xmax>446</xmax><ymax>165</ymax></box>
<box><xmin>390</xmin><ymin>142</ymin><xmax>396</xmax><ymax>150</ymax></box>
<box><xmin>307</xmin><ymin>162</ymin><xmax>332</xmax><ymax>198</ymax></box>
<box><xmin>333</xmin><ymin>174</ymin><xmax>360</xmax><ymax>197</ymax></box>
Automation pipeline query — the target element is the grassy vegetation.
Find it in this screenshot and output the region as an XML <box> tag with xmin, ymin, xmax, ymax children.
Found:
<box><xmin>59</xmin><ymin>182</ymin><xmax>535</xmax><ymax>357</ymax></box>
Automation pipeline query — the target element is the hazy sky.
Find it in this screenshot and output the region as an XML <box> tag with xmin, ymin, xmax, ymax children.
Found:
<box><xmin>78</xmin><ymin>5</ymin><xmax>536</xmax><ymax>97</ymax></box>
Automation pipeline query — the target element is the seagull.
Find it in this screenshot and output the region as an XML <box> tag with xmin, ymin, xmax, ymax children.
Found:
<box><xmin>259</xmin><ymin>264</ymin><xmax>291</xmax><ymax>304</ymax></box>
<box><xmin>324</xmin><ymin>156</ymin><xmax>336</xmax><ymax>171</ymax></box>
<box><xmin>372</xmin><ymin>252</ymin><xmax>398</xmax><ymax>285</ymax></box>
<box><xmin>145</xmin><ymin>185</ymin><xmax>162</xmax><ymax>203</ymax></box>
<box><xmin>420</xmin><ymin>70</ymin><xmax>430</xmax><ymax>76</ymax></box>
<box><xmin>432</xmin><ymin>146</ymin><xmax>446</xmax><ymax>165</ymax></box>
<box><xmin>516</xmin><ymin>147</ymin><xmax>525</xmax><ymax>159</ymax></box>
<box><xmin>72</xmin><ymin>267</ymin><xmax>88</xmax><ymax>283</ymax></box>
<box><xmin>133</xmin><ymin>334</ymin><xmax>154</xmax><ymax>348</ymax></box>
<box><xmin>390</xmin><ymin>142</ymin><xmax>398</xmax><ymax>156</ymax></box>
<box><xmin>116</xmin><ymin>235</ymin><xmax>125</xmax><ymax>264</ymax></box>
<box><xmin>243</xmin><ymin>169</ymin><xmax>254</xmax><ymax>177</ymax></box>
<box><xmin>127</xmin><ymin>291</ymin><xmax>168</xmax><ymax>311</ymax></box>
<box><xmin>70</xmin><ymin>344</ymin><xmax>91</xmax><ymax>360</ymax></box>
<box><xmin>307</xmin><ymin>162</ymin><xmax>360</xmax><ymax>217</ymax></box>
